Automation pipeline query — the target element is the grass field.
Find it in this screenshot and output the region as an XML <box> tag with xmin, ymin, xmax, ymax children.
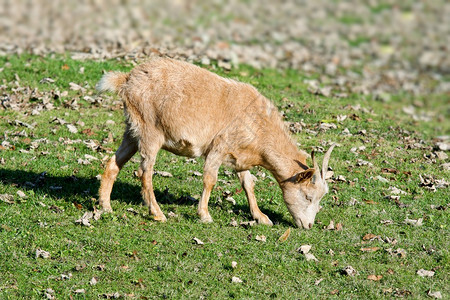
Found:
<box><xmin>0</xmin><ymin>54</ymin><xmax>448</xmax><ymax>299</ymax></box>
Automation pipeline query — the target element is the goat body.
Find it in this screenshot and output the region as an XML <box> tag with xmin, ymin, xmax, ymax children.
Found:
<box><xmin>97</xmin><ymin>58</ymin><xmax>334</xmax><ymax>228</ymax></box>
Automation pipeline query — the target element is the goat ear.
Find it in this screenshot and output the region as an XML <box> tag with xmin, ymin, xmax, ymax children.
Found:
<box><xmin>296</xmin><ymin>168</ymin><xmax>315</xmax><ymax>183</ymax></box>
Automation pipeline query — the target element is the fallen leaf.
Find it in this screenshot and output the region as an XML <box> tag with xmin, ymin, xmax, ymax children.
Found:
<box><xmin>44</xmin><ymin>288</ymin><xmax>55</xmax><ymax>300</ymax></box>
<box><xmin>16</xmin><ymin>190</ymin><xmax>27</xmax><ymax>198</ymax></box>
<box><xmin>255</xmin><ymin>235</ymin><xmax>266</xmax><ymax>242</ymax></box>
<box><xmin>363</xmin><ymin>199</ymin><xmax>378</xmax><ymax>204</ymax></box>
<box><xmin>305</xmin><ymin>253</ymin><xmax>318</xmax><ymax>261</ymax></box>
<box><xmin>66</xmin><ymin>124</ymin><xmax>78</xmax><ymax>134</ymax></box>
<box><xmin>417</xmin><ymin>269</ymin><xmax>435</xmax><ymax>277</ymax></box>
<box><xmin>367</xmin><ymin>274</ymin><xmax>383</xmax><ymax>281</ymax></box>
<box><xmin>231</xmin><ymin>276</ymin><xmax>243</xmax><ymax>283</ymax></box>
<box><xmin>167</xmin><ymin>211</ymin><xmax>178</xmax><ymax>218</ymax></box>
<box><xmin>193</xmin><ymin>237</ymin><xmax>204</xmax><ymax>245</ymax></box>
<box><xmin>360</xmin><ymin>247</ymin><xmax>380</xmax><ymax>252</ymax></box>
<box><xmin>427</xmin><ymin>290</ymin><xmax>442</xmax><ymax>299</ymax></box>
<box><xmin>101</xmin><ymin>292</ymin><xmax>121</xmax><ymax>299</ymax></box>
<box><xmin>278</xmin><ymin>228</ymin><xmax>291</xmax><ymax>242</ymax></box>
<box><xmin>154</xmin><ymin>171</ymin><xmax>173</xmax><ymax>177</ymax></box>
<box><xmin>335</xmin><ymin>223</ymin><xmax>343</xmax><ymax>231</ymax></box>
<box><xmin>386</xmin><ymin>248</ymin><xmax>407</xmax><ymax>258</ymax></box>
<box><xmin>35</xmin><ymin>248</ymin><xmax>51</xmax><ymax>259</ymax></box>
<box><xmin>393</xmin><ymin>289</ymin><xmax>411</xmax><ymax>297</ymax></box>
<box><xmin>326</xmin><ymin>220</ymin><xmax>335</xmax><ymax>230</ymax></box>
<box><xmin>0</xmin><ymin>194</ymin><xmax>15</xmax><ymax>204</ymax></box>
<box><xmin>314</xmin><ymin>278</ymin><xmax>324</xmax><ymax>285</ymax></box>
<box><xmin>231</xmin><ymin>261</ymin><xmax>237</xmax><ymax>269</ymax></box>
<box><xmin>239</xmin><ymin>220</ymin><xmax>256</xmax><ymax>228</ymax></box>
<box><xmin>61</xmin><ymin>273</ymin><xmax>72</xmax><ymax>280</ymax></box>
<box><xmin>362</xmin><ymin>233</ymin><xmax>379</xmax><ymax>241</ymax></box>
<box><xmin>74</xmin><ymin>289</ymin><xmax>85</xmax><ymax>294</ymax></box>
<box><xmin>74</xmin><ymin>263</ymin><xmax>86</xmax><ymax>271</ymax></box>
<box><xmin>229</xmin><ymin>220</ymin><xmax>238</xmax><ymax>227</ymax></box>
<box><xmin>380</xmin><ymin>220</ymin><xmax>394</xmax><ymax>225</ymax></box>
<box><xmin>90</xmin><ymin>277</ymin><xmax>98</xmax><ymax>285</ymax></box>
<box><xmin>330</xmin><ymin>289</ymin><xmax>339</xmax><ymax>295</ymax></box>
<box><xmin>382</xmin><ymin>168</ymin><xmax>399</xmax><ymax>174</ymax></box>
<box><xmin>404</xmin><ymin>218</ymin><xmax>423</xmax><ymax>227</ymax></box>
<box><xmin>375</xmin><ymin>175</ymin><xmax>389</xmax><ymax>183</ymax></box>
<box><xmin>387</xmin><ymin>268</ymin><xmax>395</xmax><ymax>274</ymax></box>
<box><xmin>342</xmin><ymin>265</ymin><xmax>358</xmax><ymax>276</ymax></box>
<box><xmin>297</xmin><ymin>245</ymin><xmax>312</xmax><ymax>254</ymax></box>
<box><xmin>75</xmin><ymin>211</ymin><xmax>94</xmax><ymax>227</ymax></box>
<box><xmin>126</xmin><ymin>207</ymin><xmax>139</xmax><ymax>215</ymax></box>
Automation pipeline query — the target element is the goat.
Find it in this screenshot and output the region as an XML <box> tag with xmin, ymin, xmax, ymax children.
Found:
<box><xmin>96</xmin><ymin>57</ymin><xmax>335</xmax><ymax>229</ymax></box>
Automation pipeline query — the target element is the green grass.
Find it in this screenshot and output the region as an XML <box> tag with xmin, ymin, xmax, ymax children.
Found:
<box><xmin>0</xmin><ymin>55</ymin><xmax>449</xmax><ymax>299</ymax></box>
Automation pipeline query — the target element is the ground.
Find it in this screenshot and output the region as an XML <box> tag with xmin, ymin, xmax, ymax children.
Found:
<box><xmin>0</xmin><ymin>1</ymin><xmax>449</xmax><ymax>299</ymax></box>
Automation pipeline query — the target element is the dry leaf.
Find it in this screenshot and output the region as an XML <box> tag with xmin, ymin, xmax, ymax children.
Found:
<box><xmin>278</xmin><ymin>228</ymin><xmax>291</xmax><ymax>242</ymax></box>
<box><xmin>386</xmin><ymin>248</ymin><xmax>407</xmax><ymax>258</ymax></box>
<box><xmin>16</xmin><ymin>190</ymin><xmax>27</xmax><ymax>198</ymax></box>
<box><xmin>231</xmin><ymin>261</ymin><xmax>237</xmax><ymax>269</ymax></box>
<box><xmin>35</xmin><ymin>248</ymin><xmax>50</xmax><ymax>259</ymax></box>
<box><xmin>427</xmin><ymin>290</ymin><xmax>442</xmax><ymax>299</ymax></box>
<box><xmin>231</xmin><ymin>276</ymin><xmax>243</xmax><ymax>283</ymax></box>
<box><xmin>326</xmin><ymin>220</ymin><xmax>335</xmax><ymax>230</ymax></box>
<box><xmin>74</xmin><ymin>289</ymin><xmax>85</xmax><ymax>294</ymax></box>
<box><xmin>90</xmin><ymin>277</ymin><xmax>98</xmax><ymax>285</ymax></box>
<box><xmin>367</xmin><ymin>274</ymin><xmax>382</xmax><ymax>281</ymax></box>
<box><xmin>255</xmin><ymin>235</ymin><xmax>266</xmax><ymax>242</ymax></box>
<box><xmin>75</xmin><ymin>211</ymin><xmax>94</xmax><ymax>227</ymax></box>
<box><xmin>335</xmin><ymin>223</ymin><xmax>343</xmax><ymax>231</ymax></box>
<box><xmin>297</xmin><ymin>245</ymin><xmax>312</xmax><ymax>254</ymax></box>
<box><xmin>342</xmin><ymin>265</ymin><xmax>358</xmax><ymax>276</ymax></box>
<box><xmin>360</xmin><ymin>247</ymin><xmax>380</xmax><ymax>252</ymax></box>
<box><xmin>417</xmin><ymin>269</ymin><xmax>435</xmax><ymax>277</ymax></box>
<box><xmin>362</xmin><ymin>233</ymin><xmax>379</xmax><ymax>241</ymax></box>
<box><xmin>363</xmin><ymin>199</ymin><xmax>378</xmax><ymax>205</ymax></box>
<box><xmin>167</xmin><ymin>211</ymin><xmax>178</xmax><ymax>218</ymax></box>
<box><xmin>330</xmin><ymin>289</ymin><xmax>339</xmax><ymax>295</ymax></box>
<box><xmin>240</xmin><ymin>220</ymin><xmax>256</xmax><ymax>228</ymax></box>
<box><xmin>404</xmin><ymin>218</ymin><xmax>423</xmax><ymax>227</ymax></box>
<box><xmin>305</xmin><ymin>253</ymin><xmax>318</xmax><ymax>261</ymax></box>
<box><xmin>154</xmin><ymin>171</ymin><xmax>173</xmax><ymax>177</ymax></box>
<box><xmin>66</xmin><ymin>124</ymin><xmax>78</xmax><ymax>134</ymax></box>
<box><xmin>61</xmin><ymin>273</ymin><xmax>72</xmax><ymax>280</ymax></box>
<box><xmin>193</xmin><ymin>237</ymin><xmax>204</xmax><ymax>245</ymax></box>
<box><xmin>314</xmin><ymin>278</ymin><xmax>324</xmax><ymax>285</ymax></box>
<box><xmin>0</xmin><ymin>194</ymin><xmax>15</xmax><ymax>204</ymax></box>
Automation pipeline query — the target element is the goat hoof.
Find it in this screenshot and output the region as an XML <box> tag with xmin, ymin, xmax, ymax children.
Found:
<box><xmin>257</xmin><ymin>215</ymin><xmax>273</xmax><ymax>226</ymax></box>
<box><xmin>199</xmin><ymin>214</ymin><xmax>213</xmax><ymax>223</ymax></box>
<box><xmin>153</xmin><ymin>214</ymin><xmax>167</xmax><ymax>222</ymax></box>
<box><xmin>100</xmin><ymin>207</ymin><xmax>113</xmax><ymax>213</ymax></box>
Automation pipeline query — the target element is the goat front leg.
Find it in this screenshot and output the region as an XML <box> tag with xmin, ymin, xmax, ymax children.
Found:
<box><xmin>140</xmin><ymin>146</ymin><xmax>166</xmax><ymax>222</ymax></box>
<box><xmin>198</xmin><ymin>154</ymin><xmax>222</xmax><ymax>223</ymax></box>
<box><xmin>98</xmin><ymin>130</ymin><xmax>138</xmax><ymax>212</ymax></box>
<box><xmin>237</xmin><ymin>170</ymin><xmax>273</xmax><ymax>226</ymax></box>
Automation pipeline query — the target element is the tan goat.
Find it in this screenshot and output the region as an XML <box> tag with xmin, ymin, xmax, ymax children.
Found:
<box><xmin>96</xmin><ymin>57</ymin><xmax>335</xmax><ymax>229</ymax></box>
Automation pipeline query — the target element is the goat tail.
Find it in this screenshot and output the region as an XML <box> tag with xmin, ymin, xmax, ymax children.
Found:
<box><xmin>96</xmin><ymin>71</ymin><xmax>129</xmax><ymax>94</ymax></box>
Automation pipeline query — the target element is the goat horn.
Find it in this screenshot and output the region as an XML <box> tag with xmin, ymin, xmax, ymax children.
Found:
<box><xmin>321</xmin><ymin>143</ymin><xmax>336</xmax><ymax>179</ymax></box>
<box><xmin>311</xmin><ymin>150</ymin><xmax>320</xmax><ymax>174</ymax></box>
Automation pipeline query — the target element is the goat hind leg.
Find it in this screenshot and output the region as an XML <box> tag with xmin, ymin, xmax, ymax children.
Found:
<box><xmin>140</xmin><ymin>146</ymin><xmax>166</xmax><ymax>222</ymax></box>
<box><xmin>98</xmin><ymin>131</ymin><xmax>138</xmax><ymax>212</ymax></box>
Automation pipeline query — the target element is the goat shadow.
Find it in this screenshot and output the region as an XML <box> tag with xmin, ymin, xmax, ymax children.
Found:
<box><xmin>0</xmin><ymin>168</ymin><xmax>292</xmax><ymax>226</ymax></box>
